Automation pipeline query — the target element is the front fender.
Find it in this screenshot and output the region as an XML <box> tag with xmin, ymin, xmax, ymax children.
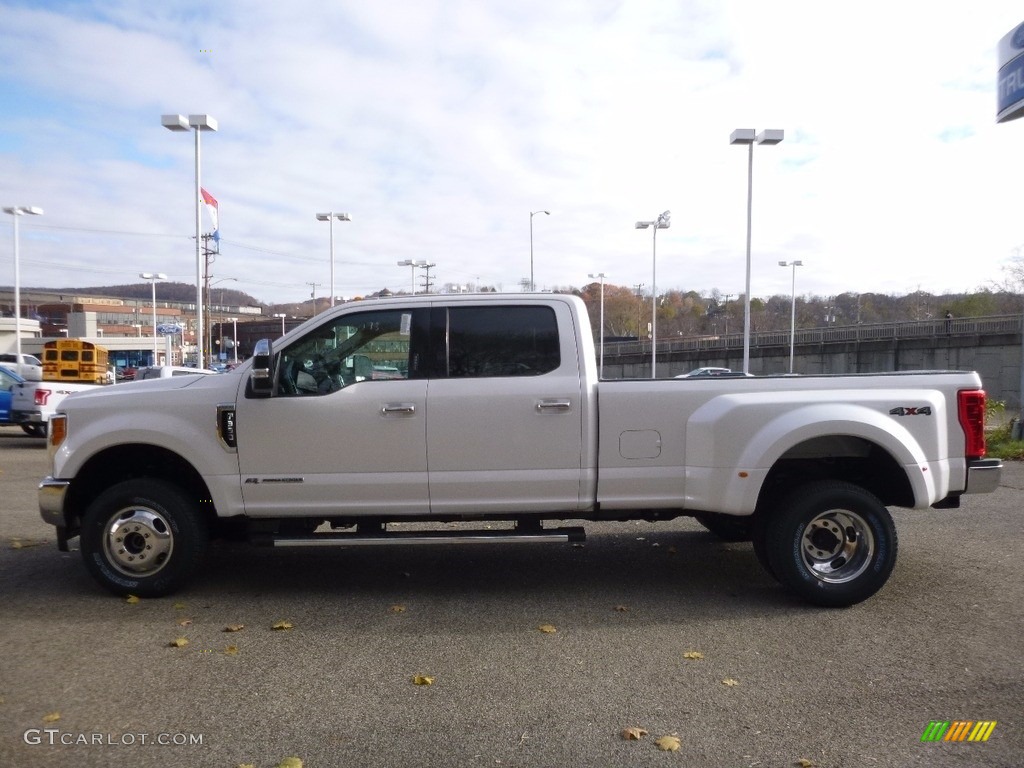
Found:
<box><xmin>51</xmin><ymin>378</ymin><xmax>244</xmax><ymax>518</ymax></box>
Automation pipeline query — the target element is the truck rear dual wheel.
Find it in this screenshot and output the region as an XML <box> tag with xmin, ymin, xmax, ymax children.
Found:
<box><xmin>761</xmin><ymin>481</ymin><xmax>897</xmax><ymax>607</ymax></box>
<box><xmin>80</xmin><ymin>479</ymin><xmax>208</xmax><ymax>597</ymax></box>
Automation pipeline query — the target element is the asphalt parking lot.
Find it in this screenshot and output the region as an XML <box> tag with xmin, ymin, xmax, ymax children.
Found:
<box><xmin>0</xmin><ymin>424</ymin><xmax>1021</xmax><ymax>768</ymax></box>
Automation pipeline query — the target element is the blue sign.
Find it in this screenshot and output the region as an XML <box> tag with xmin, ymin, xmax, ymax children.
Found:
<box><xmin>998</xmin><ymin>21</ymin><xmax>1024</xmax><ymax>122</ymax></box>
<box><xmin>156</xmin><ymin>323</ymin><xmax>184</xmax><ymax>335</ymax></box>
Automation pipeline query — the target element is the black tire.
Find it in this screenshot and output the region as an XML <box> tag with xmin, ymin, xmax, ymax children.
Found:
<box><xmin>764</xmin><ymin>481</ymin><xmax>897</xmax><ymax>608</ymax></box>
<box><xmin>694</xmin><ymin>512</ymin><xmax>752</xmax><ymax>542</ymax></box>
<box><xmin>80</xmin><ymin>479</ymin><xmax>208</xmax><ymax>597</ymax></box>
<box><xmin>21</xmin><ymin>423</ymin><xmax>47</xmax><ymax>438</ymax></box>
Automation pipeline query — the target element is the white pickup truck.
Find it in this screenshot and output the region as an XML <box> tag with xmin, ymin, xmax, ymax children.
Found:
<box><xmin>37</xmin><ymin>294</ymin><xmax>1002</xmax><ymax>606</ymax></box>
<box><xmin>12</xmin><ymin>379</ymin><xmax>104</xmax><ymax>437</ymax></box>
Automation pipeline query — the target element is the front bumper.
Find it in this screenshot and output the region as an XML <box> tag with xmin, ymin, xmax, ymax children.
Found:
<box><xmin>12</xmin><ymin>409</ymin><xmax>45</xmax><ymax>426</ymax></box>
<box><xmin>964</xmin><ymin>458</ymin><xmax>1002</xmax><ymax>494</ymax></box>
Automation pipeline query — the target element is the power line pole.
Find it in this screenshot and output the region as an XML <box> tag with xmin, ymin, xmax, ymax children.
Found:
<box><xmin>307</xmin><ymin>282</ymin><xmax>322</xmax><ymax>314</ymax></box>
<box><xmin>202</xmin><ymin>233</ymin><xmax>218</xmax><ymax>368</ymax></box>
<box><xmin>418</xmin><ymin>262</ymin><xmax>436</xmax><ymax>294</ymax></box>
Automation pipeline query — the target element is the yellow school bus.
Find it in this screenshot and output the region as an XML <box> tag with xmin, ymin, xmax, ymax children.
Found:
<box><xmin>42</xmin><ymin>339</ymin><xmax>110</xmax><ymax>384</ymax></box>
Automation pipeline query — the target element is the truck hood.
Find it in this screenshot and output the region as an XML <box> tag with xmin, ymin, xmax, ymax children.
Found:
<box><xmin>59</xmin><ymin>372</ymin><xmax>240</xmax><ymax>409</ymax></box>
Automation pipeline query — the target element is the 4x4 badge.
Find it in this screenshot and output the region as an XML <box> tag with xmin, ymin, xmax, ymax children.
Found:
<box><xmin>889</xmin><ymin>406</ymin><xmax>932</xmax><ymax>416</ymax></box>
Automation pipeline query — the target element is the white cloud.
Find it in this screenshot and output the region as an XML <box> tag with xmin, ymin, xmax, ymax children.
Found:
<box><xmin>1</xmin><ymin>0</ymin><xmax>1022</xmax><ymax>305</ymax></box>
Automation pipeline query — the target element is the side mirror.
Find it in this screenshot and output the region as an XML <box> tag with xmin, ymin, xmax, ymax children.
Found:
<box><xmin>250</xmin><ymin>339</ymin><xmax>273</xmax><ymax>394</ymax></box>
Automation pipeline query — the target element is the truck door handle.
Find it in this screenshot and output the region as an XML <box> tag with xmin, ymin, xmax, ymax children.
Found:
<box><xmin>536</xmin><ymin>399</ymin><xmax>572</xmax><ymax>412</ymax></box>
<box><xmin>381</xmin><ymin>403</ymin><xmax>416</xmax><ymax>415</ymax></box>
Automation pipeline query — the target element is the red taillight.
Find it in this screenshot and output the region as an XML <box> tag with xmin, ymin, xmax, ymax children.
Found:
<box><xmin>34</xmin><ymin>389</ymin><xmax>51</xmax><ymax>406</ymax></box>
<box><xmin>958</xmin><ymin>389</ymin><xmax>987</xmax><ymax>459</ymax></box>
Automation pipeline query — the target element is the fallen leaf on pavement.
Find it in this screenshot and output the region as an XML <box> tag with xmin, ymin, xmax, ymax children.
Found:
<box><xmin>683</xmin><ymin>651</ymin><xmax>704</xmax><ymax>660</ymax></box>
<box><xmin>412</xmin><ymin>675</ymin><xmax>435</xmax><ymax>686</ymax></box>
<box><xmin>42</xmin><ymin>712</ymin><xmax>60</xmax><ymax>723</ymax></box>
<box><xmin>621</xmin><ymin>727</ymin><xmax>648</xmax><ymax>740</ymax></box>
<box><xmin>272</xmin><ymin>620</ymin><xmax>293</xmax><ymax>631</ymax></box>
<box><xmin>11</xmin><ymin>538</ymin><xmax>46</xmax><ymax>549</ymax></box>
<box><xmin>168</xmin><ymin>637</ymin><xmax>189</xmax><ymax>648</ymax></box>
<box><xmin>538</xmin><ymin>624</ymin><xmax>557</xmax><ymax>634</ymax></box>
<box><xmin>656</xmin><ymin>735</ymin><xmax>681</xmax><ymax>751</ymax></box>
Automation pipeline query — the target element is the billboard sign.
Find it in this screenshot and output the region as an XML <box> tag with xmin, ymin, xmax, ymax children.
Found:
<box><xmin>998</xmin><ymin>21</ymin><xmax>1024</xmax><ymax>122</ymax></box>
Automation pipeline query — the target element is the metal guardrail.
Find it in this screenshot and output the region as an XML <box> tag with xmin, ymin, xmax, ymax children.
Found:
<box><xmin>603</xmin><ymin>314</ymin><xmax>1024</xmax><ymax>356</ymax></box>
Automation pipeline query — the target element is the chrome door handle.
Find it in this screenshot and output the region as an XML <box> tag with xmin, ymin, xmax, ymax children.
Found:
<box><xmin>381</xmin><ymin>403</ymin><xmax>416</xmax><ymax>415</ymax></box>
<box><xmin>536</xmin><ymin>399</ymin><xmax>571</xmax><ymax>412</ymax></box>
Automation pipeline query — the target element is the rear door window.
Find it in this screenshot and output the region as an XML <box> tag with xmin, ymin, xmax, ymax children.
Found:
<box><xmin>438</xmin><ymin>305</ymin><xmax>560</xmax><ymax>378</ymax></box>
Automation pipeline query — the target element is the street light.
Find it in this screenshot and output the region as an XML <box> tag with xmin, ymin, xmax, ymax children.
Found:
<box><xmin>316</xmin><ymin>212</ymin><xmax>351</xmax><ymax>307</ymax></box>
<box><xmin>529</xmin><ymin>210</ymin><xmax>550</xmax><ymax>291</ymax></box>
<box><xmin>635</xmin><ymin>211</ymin><xmax>671</xmax><ymax>379</ymax></box>
<box><xmin>779</xmin><ymin>260</ymin><xmax>804</xmax><ymax>373</ymax></box>
<box><xmin>730</xmin><ymin>128</ymin><xmax>784</xmax><ymax>374</ymax></box>
<box><xmin>3</xmin><ymin>205</ymin><xmax>43</xmax><ymax>379</ymax></box>
<box><xmin>140</xmin><ymin>272</ymin><xmax>167</xmax><ymax>363</ymax></box>
<box><xmin>397</xmin><ymin>259</ymin><xmax>428</xmax><ymax>294</ymax></box>
<box><xmin>273</xmin><ymin>313</ymin><xmax>287</xmax><ymax>337</ymax></box>
<box><xmin>588</xmin><ymin>272</ymin><xmax>608</xmax><ymax>378</ymax></box>
<box><xmin>162</xmin><ymin>112</ymin><xmax>217</xmax><ymax>369</ymax></box>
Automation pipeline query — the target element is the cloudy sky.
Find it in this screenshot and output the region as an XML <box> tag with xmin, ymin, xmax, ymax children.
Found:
<box><xmin>1</xmin><ymin>0</ymin><xmax>1022</xmax><ymax>306</ymax></box>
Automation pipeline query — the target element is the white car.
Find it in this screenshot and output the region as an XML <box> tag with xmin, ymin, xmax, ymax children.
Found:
<box><xmin>0</xmin><ymin>352</ymin><xmax>43</xmax><ymax>381</ymax></box>
<box><xmin>676</xmin><ymin>367</ymin><xmax>752</xmax><ymax>378</ymax></box>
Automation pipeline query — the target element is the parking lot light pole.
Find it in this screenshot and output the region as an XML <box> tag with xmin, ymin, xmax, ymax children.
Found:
<box><xmin>635</xmin><ymin>211</ymin><xmax>671</xmax><ymax>379</ymax></box>
<box><xmin>139</xmin><ymin>272</ymin><xmax>167</xmax><ymax>362</ymax></box>
<box><xmin>162</xmin><ymin>113</ymin><xmax>217</xmax><ymax>368</ymax></box>
<box><xmin>588</xmin><ymin>272</ymin><xmax>608</xmax><ymax>378</ymax></box>
<box><xmin>529</xmin><ymin>210</ymin><xmax>549</xmax><ymax>291</ymax></box>
<box><xmin>273</xmin><ymin>313</ymin><xmax>286</xmax><ymax>337</ymax></box>
<box><xmin>3</xmin><ymin>205</ymin><xmax>43</xmax><ymax>379</ymax></box>
<box><xmin>316</xmin><ymin>212</ymin><xmax>351</xmax><ymax>307</ymax></box>
<box><xmin>779</xmin><ymin>260</ymin><xmax>803</xmax><ymax>373</ymax></box>
<box><xmin>730</xmin><ymin>128</ymin><xmax>784</xmax><ymax>374</ymax></box>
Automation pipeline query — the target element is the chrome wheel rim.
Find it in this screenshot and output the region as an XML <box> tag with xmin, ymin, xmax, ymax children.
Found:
<box><xmin>102</xmin><ymin>507</ymin><xmax>174</xmax><ymax>577</ymax></box>
<box><xmin>800</xmin><ymin>509</ymin><xmax>874</xmax><ymax>584</ymax></box>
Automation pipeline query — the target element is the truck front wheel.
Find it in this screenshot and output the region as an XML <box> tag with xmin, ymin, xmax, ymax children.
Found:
<box><xmin>763</xmin><ymin>481</ymin><xmax>897</xmax><ymax>607</ymax></box>
<box><xmin>80</xmin><ymin>479</ymin><xmax>208</xmax><ymax>597</ymax></box>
